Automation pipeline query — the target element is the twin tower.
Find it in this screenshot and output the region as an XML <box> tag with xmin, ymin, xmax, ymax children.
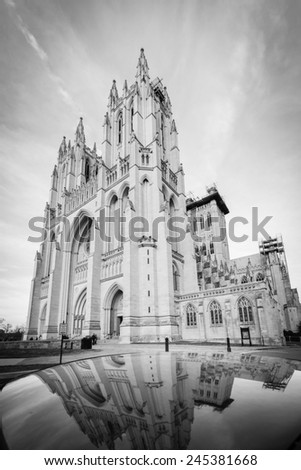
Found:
<box><xmin>26</xmin><ymin>49</ymin><xmax>198</xmax><ymax>342</ymax></box>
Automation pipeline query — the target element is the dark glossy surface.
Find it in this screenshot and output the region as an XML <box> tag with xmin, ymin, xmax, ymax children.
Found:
<box><xmin>1</xmin><ymin>351</ymin><xmax>301</xmax><ymax>449</ymax></box>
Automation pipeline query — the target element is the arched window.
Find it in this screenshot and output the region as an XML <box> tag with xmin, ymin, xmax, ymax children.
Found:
<box><xmin>192</xmin><ymin>217</ymin><xmax>197</xmax><ymax>233</ymax></box>
<box><xmin>141</xmin><ymin>178</ymin><xmax>150</xmax><ymax>226</ymax></box>
<box><xmin>241</xmin><ymin>275</ymin><xmax>248</xmax><ymax>284</ymax></box>
<box><xmin>61</xmin><ymin>163</ymin><xmax>66</xmax><ymax>193</ymax></box>
<box><xmin>199</xmin><ymin>215</ymin><xmax>204</xmax><ymax>230</ymax></box>
<box><xmin>85</xmin><ymin>159</ymin><xmax>90</xmax><ymax>182</ymax></box>
<box><xmin>210</xmin><ymin>242</ymin><xmax>214</xmax><ymax>254</ymax></box>
<box><xmin>173</xmin><ymin>263</ymin><xmax>179</xmax><ymax>291</ymax></box>
<box><xmin>130</xmin><ymin>105</ymin><xmax>134</xmax><ymax>132</ymax></box>
<box><xmin>73</xmin><ymin>289</ymin><xmax>87</xmax><ymax>335</ymax></box>
<box><xmin>121</xmin><ymin>186</ymin><xmax>129</xmax><ymax>240</ymax></box>
<box><xmin>256</xmin><ymin>272</ymin><xmax>264</xmax><ymax>281</ymax></box>
<box><xmin>108</xmin><ymin>195</ymin><xmax>118</xmax><ymax>251</ymax></box>
<box><xmin>210</xmin><ymin>300</ymin><xmax>222</xmax><ymax>325</ymax></box>
<box><xmin>186</xmin><ymin>304</ymin><xmax>197</xmax><ymax>327</ymax></box>
<box><xmin>202</xmin><ymin>243</ymin><xmax>207</xmax><ymax>256</ymax></box>
<box><xmin>169</xmin><ymin>197</ymin><xmax>178</xmax><ymax>251</ymax></box>
<box><xmin>47</xmin><ymin>232</ymin><xmax>56</xmax><ymax>276</ymax></box>
<box><xmin>207</xmin><ymin>212</ymin><xmax>212</xmax><ymax>228</ymax></box>
<box><xmin>161</xmin><ymin>113</ymin><xmax>165</xmax><ymax>149</ymax></box>
<box><xmin>238</xmin><ymin>297</ymin><xmax>253</xmax><ymax>323</ymax></box>
<box><xmin>118</xmin><ymin>113</ymin><xmax>122</xmax><ymax>144</ymax></box>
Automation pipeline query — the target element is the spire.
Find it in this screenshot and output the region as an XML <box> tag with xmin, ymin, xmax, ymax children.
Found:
<box><xmin>171</xmin><ymin>119</ymin><xmax>178</xmax><ymax>134</ymax></box>
<box><xmin>68</xmin><ymin>139</ymin><xmax>71</xmax><ymax>150</ymax></box>
<box><xmin>123</xmin><ymin>79</ymin><xmax>128</xmax><ymax>95</ymax></box>
<box><xmin>75</xmin><ymin>117</ymin><xmax>85</xmax><ymax>144</ymax></box>
<box><xmin>51</xmin><ymin>165</ymin><xmax>58</xmax><ymax>190</ymax></box>
<box><xmin>58</xmin><ymin>136</ymin><xmax>67</xmax><ymax>158</ymax></box>
<box><xmin>103</xmin><ymin>112</ymin><xmax>111</xmax><ymax>127</ymax></box>
<box><xmin>93</xmin><ymin>142</ymin><xmax>97</xmax><ymax>154</ymax></box>
<box><xmin>136</xmin><ymin>48</ymin><xmax>149</xmax><ymax>82</ymax></box>
<box><xmin>163</xmin><ymin>86</ymin><xmax>171</xmax><ymax>110</ymax></box>
<box><xmin>108</xmin><ymin>80</ymin><xmax>119</xmax><ymax>107</ymax></box>
<box><xmin>51</xmin><ymin>164</ymin><xmax>58</xmax><ymax>177</ymax></box>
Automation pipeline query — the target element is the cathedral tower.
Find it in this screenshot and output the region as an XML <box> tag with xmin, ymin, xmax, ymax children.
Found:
<box><xmin>25</xmin><ymin>49</ymin><xmax>197</xmax><ymax>343</ymax></box>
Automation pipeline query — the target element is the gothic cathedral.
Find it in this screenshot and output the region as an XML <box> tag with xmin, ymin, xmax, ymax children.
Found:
<box><xmin>25</xmin><ymin>49</ymin><xmax>301</xmax><ymax>345</ymax></box>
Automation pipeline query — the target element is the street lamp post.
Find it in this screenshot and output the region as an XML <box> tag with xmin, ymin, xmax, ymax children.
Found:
<box><xmin>59</xmin><ymin>321</ymin><xmax>67</xmax><ymax>364</ymax></box>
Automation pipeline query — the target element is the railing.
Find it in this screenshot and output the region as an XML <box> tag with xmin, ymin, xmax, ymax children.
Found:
<box><xmin>74</xmin><ymin>261</ymin><xmax>88</xmax><ymax>283</ymax></box>
<box><xmin>106</xmin><ymin>164</ymin><xmax>117</xmax><ymax>186</ymax></box>
<box><xmin>169</xmin><ymin>168</ymin><xmax>178</xmax><ymax>190</ymax></box>
<box><xmin>161</xmin><ymin>160</ymin><xmax>178</xmax><ymax>190</ymax></box>
<box><xmin>101</xmin><ymin>248</ymin><xmax>123</xmax><ymax>280</ymax></box>
<box><xmin>101</xmin><ymin>246</ymin><xmax>123</xmax><ymax>261</ymax></box>
<box><xmin>65</xmin><ymin>178</ymin><xmax>97</xmax><ymax>215</ymax></box>
<box><xmin>120</xmin><ymin>156</ymin><xmax>130</xmax><ymax>176</ymax></box>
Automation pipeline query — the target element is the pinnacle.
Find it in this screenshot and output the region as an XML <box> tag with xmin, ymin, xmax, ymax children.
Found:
<box><xmin>136</xmin><ymin>47</ymin><xmax>149</xmax><ymax>81</ymax></box>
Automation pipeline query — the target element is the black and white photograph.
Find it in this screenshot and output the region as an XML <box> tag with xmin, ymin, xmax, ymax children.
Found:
<box><xmin>0</xmin><ymin>0</ymin><xmax>301</xmax><ymax>459</ymax></box>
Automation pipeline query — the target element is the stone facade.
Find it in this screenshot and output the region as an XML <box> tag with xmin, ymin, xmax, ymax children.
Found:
<box><xmin>25</xmin><ymin>49</ymin><xmax>301</xmax><ymax>345</ymax></box>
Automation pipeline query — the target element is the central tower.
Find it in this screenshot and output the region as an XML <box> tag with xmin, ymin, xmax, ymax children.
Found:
<box><xmin>25</xmin><ymin>49</ymin><xmax>197</xmax><ymax>343</ymax></box>
<box><xmin>102</xmin><ymin>49</ymin><xmax>197</xmax><ymax>342</ymax></box>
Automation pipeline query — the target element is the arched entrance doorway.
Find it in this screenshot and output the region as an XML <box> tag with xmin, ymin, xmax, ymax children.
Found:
<box><xmin>109</xmin><ymin>290</ymin><xmax>123</xmax><ymax>337</ymax></box>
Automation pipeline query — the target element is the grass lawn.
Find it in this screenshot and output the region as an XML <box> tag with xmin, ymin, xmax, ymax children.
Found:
<box><xmin>0</xmin><ymin>348</ymin><xmax>84</xmax><ymax>358</ymax></box>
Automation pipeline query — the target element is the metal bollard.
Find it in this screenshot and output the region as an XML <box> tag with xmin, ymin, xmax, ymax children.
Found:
<box><xmin>165</xmin><ymin>337</ymin><xmax>169</xmax><ymax>352</ymax></box>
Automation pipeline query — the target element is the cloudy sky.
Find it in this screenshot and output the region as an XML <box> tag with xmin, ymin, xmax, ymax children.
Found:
<box><xmin>1</xmin><ymin>0</ymin><xmax>301</xmax><ymax>327</ymax></box>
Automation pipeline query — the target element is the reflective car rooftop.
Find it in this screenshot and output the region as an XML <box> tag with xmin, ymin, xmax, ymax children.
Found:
<box><xmin>1</xmin><ymin>351</ymin><xmax>301</xmax><ymax>450</ymax></box>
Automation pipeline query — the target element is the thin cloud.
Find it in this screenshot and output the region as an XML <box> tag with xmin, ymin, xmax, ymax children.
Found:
<box><xmin>16</xmin><ymin>14</ymin><xmax>48</xmax><ymax>62</ymax></box>
<box><xmin>3</xmin><ymin>0</ymin><xmax>16</xmax><ymax>8</ymax></box>
<box><xmin>4</xmin><ymin>1</ymin><xmax>77</xmax><ymax>109</ymax></box>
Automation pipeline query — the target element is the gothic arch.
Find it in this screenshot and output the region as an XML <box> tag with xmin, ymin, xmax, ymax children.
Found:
<box><xmin>118</xmin><ymin>182</ymin><xmax>130</xmax><ymax>200</ymax></box>
<box><xmin>208</xmin><ymin>299</ymin><xmax>223</xmax><ymax>325</ymax></box>
<box><xmin>139</xmin><ymin>173</ymin><xmax>152</xmax><ymax>185</ymax></box>
<box><xmin>117</xmin><ymin>111</ymin><xmax>123</xmax><ymax>145</ymax></box>
<box><xmin>65</xmin><ymin>209</ymin><xmax>94</xmax><ymax>251</ymax></box>
<box><xmin>103</xmin><ymin>283</ymin><xmax>124</xmax><ymax>338</ymax></box>
<box><xmin>73</xmin><ymin>287</ymin><xmax>87</xmax><ymax>335</ymax></box>
<box><xmin>103</xmin><ymin>283</ymin><xmax>123</xmax><ymax>312</ymax></box>
<box><xmin>185</xmin><ymin>303</ymin><xmax>197</xmax><ymax>327</ymax></box>
<box><xmin>236</xmin><ymin>295</ymin><xmax>254</xmax><ymax>323</ymax></box>
<box><xmin>129</xmin><ymin>98</ymin><xmax>134</xmax><ymax>131</ymax></box>
<box><xmin>169</xmin><ymin>195</ymin><xmax>178</xmax><ymax>213</ymax></box>
<box><xmin>235</xmin><ymin>294</ymin><xmax>254</xmax><ymax>308</ymax></box>
<box><xmin>141</xmin><ymin>177</ymin><xmax>151</xmax><ymax>226</ymax></box>
<box><xmin>106</xmin><ymin>190</ymin><xmax>118</xmax><ymax>207</ymax></box>
<box><xmin>85</xmin><ymin>158</ymin><xmax>90</xmax><ymax>182</ymax></box>
<box><xmin>107</xmin><ymin>194</ymin><xmax>119</xmax><ymax>251</ymax></box>
<box><xmin>172</xmin><ymin>261</ymin><xmax>180</xmax><ymax>292</ymax></box>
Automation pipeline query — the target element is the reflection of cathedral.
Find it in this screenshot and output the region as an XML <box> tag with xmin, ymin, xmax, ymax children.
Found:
<box><xmin>35</xmin><ymin>352</ymin><xmax>297</xmax><ymax>450</ymax></box>
<box><xmin>25</xmin><ymin>49</ymin><xmax>301</xmax><ymax>343</ymax></box>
